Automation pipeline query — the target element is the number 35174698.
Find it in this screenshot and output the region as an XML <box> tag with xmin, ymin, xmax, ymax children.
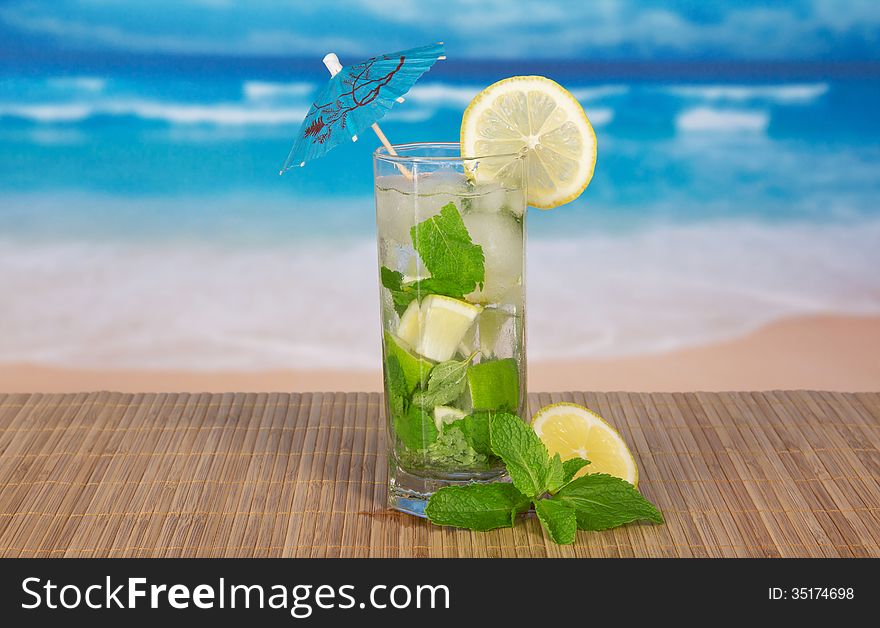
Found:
<box><xmin>769</xmin><ymin>587</ymin><xmax>854</xmax><ymax>600</ymax></box>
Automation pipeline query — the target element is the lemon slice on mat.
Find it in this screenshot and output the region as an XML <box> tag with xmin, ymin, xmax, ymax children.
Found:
<box><xmin>460</xmin><ymin>75</ymin><xmax>597</xmax><ymax>209</ymax></box>
<box><xmin>532</xmin><ymin>402</ymin><xmax>638</xmax><ymax>486</ymax></box>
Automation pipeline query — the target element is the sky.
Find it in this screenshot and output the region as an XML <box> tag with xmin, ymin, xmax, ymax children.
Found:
<box><xmin>1</xmin><ymin>0</ymin><xmax>879</xmax><ymax>61</ymax></box>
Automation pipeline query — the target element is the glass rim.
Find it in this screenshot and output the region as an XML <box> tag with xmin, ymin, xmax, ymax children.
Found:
<box><xmin>373</xmin><ymin>141</ymin><xmax>526</xmax><ymax>165</ymax></box>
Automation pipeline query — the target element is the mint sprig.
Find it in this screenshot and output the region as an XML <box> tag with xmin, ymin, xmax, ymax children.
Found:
<box><xmin>411</xmin><ymin>202</ymin><xmax>485</xmax><ymax>295</ymax></box>
<box><xmin>425</xmin><ymin>413</ymin><xmax>664</xmax><ymax>544</ymax></box>
<box><xmin>380</xmin><ymin>202</ymin><xmax>485</xmax><ymax>315</ymax></box>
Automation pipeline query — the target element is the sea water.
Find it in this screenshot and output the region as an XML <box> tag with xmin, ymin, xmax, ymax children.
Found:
<box><xmin>1</xmin><ymin>66</ymin><xmax>879</xmax><ymax>370</ymax></box>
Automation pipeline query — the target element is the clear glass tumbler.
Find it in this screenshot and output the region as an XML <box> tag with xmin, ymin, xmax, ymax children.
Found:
<box><xmin>373</xmin><ymin>142</ymin><xmax>527</xmax><ymax>516</ymax></box>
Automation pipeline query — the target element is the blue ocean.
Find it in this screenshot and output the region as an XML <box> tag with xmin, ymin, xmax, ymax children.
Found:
<box><xmin>2</xmin><ymin>59</ymin><xmax>879</xmax><ymax>369</ymax></box>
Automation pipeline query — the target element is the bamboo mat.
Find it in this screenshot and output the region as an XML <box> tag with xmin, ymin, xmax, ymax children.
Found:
<box><xmin>0</xmin><ymin>391</ymin><xmax>878</xmax><ymax>558</ymax></box>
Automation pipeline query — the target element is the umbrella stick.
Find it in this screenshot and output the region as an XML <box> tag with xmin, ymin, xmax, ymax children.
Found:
<box><xmin>323</xmin><ymin>53</ymin><xmax>411</xmax><ymax>177</ymax></box>
<box><xmin>369</xmin><ymin>123</ymin><xmax>397</xmax><ymax>156</ymax></box>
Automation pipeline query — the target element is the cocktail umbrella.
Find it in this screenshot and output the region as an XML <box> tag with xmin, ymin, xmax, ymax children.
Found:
<box><xmin>280</xmin><ymin>42</ymin><xmax>446</xmax><ymax>173</ymax></box>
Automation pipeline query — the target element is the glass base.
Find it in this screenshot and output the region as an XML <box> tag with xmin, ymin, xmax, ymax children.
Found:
<box><xmin>387</xmin><ymin>460</ymin><xmax>506</xmax><ymax>518</ymax></box>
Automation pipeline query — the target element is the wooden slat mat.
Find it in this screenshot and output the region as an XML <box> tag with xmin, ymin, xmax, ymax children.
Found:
<box><xmin>0</xmin><ymin>391</ymin><xmax>878</xmax><ymax>558</ymax></box>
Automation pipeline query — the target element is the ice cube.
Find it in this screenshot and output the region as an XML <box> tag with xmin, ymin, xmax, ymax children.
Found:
<box><xmin>375</xmin><ymin>183</ymin><xmax>417</xmax><ymax>244</ymax></box>
<box><xmin>460</xmin><ymin>182</ymin><xmax>504</xmax><ymax>214</ymax></box>
<box><xmin>504</xmin><ymin>187</ymin><xmax>527</xmax><ymax>218</ymax></box>
<box><xmin>416</xmin><ymin>171</ymin><xmax>471</xmax><ymax>218</ymax></box>
<box><xmin>376</xmin><ymin>173</ymin><xmax>472</xmax><ymax>245</ymax></box>
<box><xmin>462</xmin><ymin>210</ymin><xmax>524</xmax><ymax>304</ymax></box>
<box><xmin>465</xmin><ymin>182</ymin><xmax>527</xmax><ymax>218</ymax></box>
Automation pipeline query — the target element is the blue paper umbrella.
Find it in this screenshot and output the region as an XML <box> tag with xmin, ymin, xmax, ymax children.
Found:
<box><xmin>281</xmin><ymin>42</ymin><xmax>445</xmax><ymax>172</ymax></box>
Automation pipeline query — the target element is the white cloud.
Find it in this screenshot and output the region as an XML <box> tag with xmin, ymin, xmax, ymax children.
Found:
<box><xmin>0</xmin><ymin>4</ymin><xmax>374</xmax><ymax>55</ymax></box>
<box><xmin>354</xmin><ymin>0</ymin><xmax>880</xmax><ymax>59</ymax></box>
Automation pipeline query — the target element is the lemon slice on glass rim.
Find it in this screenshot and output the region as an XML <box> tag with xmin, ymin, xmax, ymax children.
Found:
<box><xmin>460</xmin><ymin>75</ymin><xmax>597</xmax><ymax>209</ymax></box>
<box><xmin>532</xmin><ymin>402</ymin><xmax>638</xmax><ymax>486</ymax></box>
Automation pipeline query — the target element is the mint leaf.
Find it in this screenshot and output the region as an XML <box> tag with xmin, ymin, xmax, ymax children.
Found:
<box><xmin>552</xmin><ymin>473</ymin><xmax>664</xmax><ymax>531</ymax></box>
<box><xmin>535</xmin><ymin>498</ymin><xmax>577</xmax><ymax>545</ymax></box>
<box><xmin>384</xmin><ymin>353</ymin><xmax>408</xmax><ymax>420</ymax></box>
<box><xmin>460</xmin><ymin>411</ymin><xmax>491</xmax><ymax>455</ymax></box>
<box><xmin>407</xmin><ymin>277</ymin><xmax>467</xmax><ymax>299</ymax></box>
<box><xmin>489</xmin><ymin>412</ymin><xmax>551</xmax><ymax>498</ymax></box>
<box><xmin>381</xmin><ymin>266</ymin><xmax>404</xmax><ymax>292</ymax></box>
<box><xmin>562</xmin><ymin>458</ymin><xmax>591</xmax><ymax>484</ymax></box>
<box><xmin>380</xmin><ymin>266</ymin><xmax>418</xmax><ymax>315</ymax></box>
<box><xmin>394</xmin><ymin>405</ymin><xmax>438</xmax><ymax>451</ymax></box>
<box><xmin>412</xmin><ymin>353</ymin><xmax>475</xmax><ymax>408</ymax></box>
<box><xmin>546</xmin><ymin>453</ymin><xmax>565</xmax><ymax>494</ymax></box>
<box><xmin>411</xmin><ymin>203</ymin><xmax>484</xmax><ymax>294</ymax></box>
<box><xmin>425</xmin><ymin>482</ymin><xmax>530</xmax><ymax>531</ymax></box>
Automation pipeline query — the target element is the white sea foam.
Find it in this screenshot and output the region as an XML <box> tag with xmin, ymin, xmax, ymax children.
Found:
<box><xmin>46</xmin><ymin>76</ymin><xmax>107</xmax><ymax>92</ymax></box>
<box><xmin>1</xmin><ymin>220</ymin><xmax>878</xmax><ymax>369</ymax></box>
<box><xmin>676</xmin><ymin>107</ymin><xmax>769</xmax><ymax>133</ymax></box>
<box><xmin>23</xmin><ymin>128</ymin><xmax>87</xmax><ymax>145</ymax></box>
<box><xmin>406</xmin><ymin>83</ymin><xmax>627</xmax><ymax>110</ymax></box>
<box><xmin>666</xmin><ymin>83</ymin><xmax>829</xmax><ymax>104</ymax></box>
<box><xmin>406</xmin><ymin>83</ymin><xmax>482</xmax><ymax>107</ymax></box>
<box><xmin>0</xmin><ymin>100</ymin><xmax>308</xmax><ymax>125</ymax></box>
<box><xmin>396</xmin><ymin>83</ymin><xmax>615</xmax><ymax>126</ymax></box>
<box><xmin>570</xmin><ymin>85</ymin><xmax>630</xmax><ymax>101</ymax></box>
<box><xmin>585</xmin><ymin>107</ymin><xmax>613</xmax><ymax>126</ymax></box>
<box><xmin>242</xmin><ymin>80</ymin><xmax>316</xmax><ymax>101</ymax></box>
<box><xmin>383</xmin><ymin>107</ymin><xmax>437</xmax><ymax>123</ymax></box>
<box><xmin>527</xmin><ymin>221</ymin><xmax>880</xmax><ymax>360</ymax></box>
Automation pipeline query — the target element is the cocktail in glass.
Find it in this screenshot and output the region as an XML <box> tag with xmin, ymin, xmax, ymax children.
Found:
<box><xmin>373</xmin><ymin>142</ymin><xmax>527</xmax><ymax>516</ymax></box>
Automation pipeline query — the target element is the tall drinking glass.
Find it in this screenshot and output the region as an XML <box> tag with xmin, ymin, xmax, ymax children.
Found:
<box><xmin>373</xmin><ymin>142</ymin><xmax>527</xmax><ymax>516</ymax></box>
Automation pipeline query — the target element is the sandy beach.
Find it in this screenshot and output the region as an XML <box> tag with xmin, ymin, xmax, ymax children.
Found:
<box><xmin>1</xmin><ymin>314</ymin><xmax>877</xmax><ymax>394</ymax></box>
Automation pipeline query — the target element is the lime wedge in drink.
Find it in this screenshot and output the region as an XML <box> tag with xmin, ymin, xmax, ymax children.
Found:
<box><xmin>467</xmin><ymin>358</ymin><xmax>520</xmax><ymax>412</ymax></box>
<box><xmin>417</xmin><ymin>294</ymin><xmax>482</xmax><ymax>362</ymax></box>
<box><xmin>384</xmin><ymin>331</ymin><xmax>433</xmax><ymax>393</ymax></box>
<box><xmin>457</xmin><ymin>321</ymin><xmax>478</xmax><ymax>357</ymax></box>
<box><xmin>396</xmin><ymin>299</ymin><xmax>423</xmax><ymax>347</ymax></box>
